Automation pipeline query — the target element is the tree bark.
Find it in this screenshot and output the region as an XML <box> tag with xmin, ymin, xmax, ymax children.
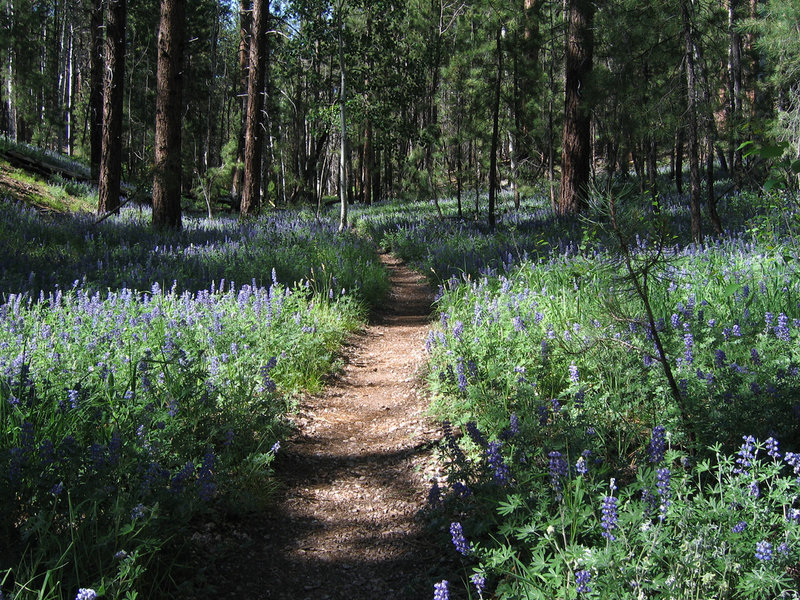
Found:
<box><xmin>152</xmin><ymin>0</ymin><xmax>186</xmax><ymax>230</ymax></box>
<box><xmin>681</xmin><ymin>0</ymin><xmax>703</xmax><ymax>244</ymax></box>
<box><xmin>675</xmin><ymin>125</ymin><xmax>684</xmax><ymax>194</ymax></box>
<box><xmin>231</xmin><ymin>0</ymin><xmax>251</xmax><ymax>207</ymax></box>
<box><xmin>240</xmin><ymin>0</ymin><xmax>269</xmax><ymax>216</ymax></box>
<box><xmin>558</xmin><ymin>0</ymin><xmax>594</xmax><ymax>216</ymax></box>
<box><xmin>97</xmin><ymin>0</ymin><xmax>126</xmax><ymax>216</ymax></box>
<box><xmin>337</xmin><ymin>1</ymin><xmax>348</xmax><ymax>231</ymax></box>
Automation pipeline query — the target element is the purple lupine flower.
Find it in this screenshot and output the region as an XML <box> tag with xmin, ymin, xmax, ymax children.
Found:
<box><xmin>450</xmin><ymin>522</ymin><xmax>471</xmax><ymax>555</ymax></box>
<box><xmin>465</xmin><ymin>422</ymin><xmax>487</xmax><ymax>448</ymax></box>
<box><xmin>750</xmin><ymin>348</ymin><xmax>762</xmax><ymax>366</ymax></box>
<box><xmin>271</xmin><ymin>441</ymin><xmax>280</xmax><ymax>454</ymax></box>
<box><xmin>67</xmin><ymin>389</ymin><xmax>79</xmax><ymax>409</ymax></box>
<box><xmin>576</xmin><ymin>569</ymin><xmax>591</xmax><ymax>594</ymax></box>
<box><xmin>452</xmin><ymin>320</ymin><xmax>464</xmax><ymax>341</ymax></box>
<box><xmin>732</xmin><ymin>324</ymin><xmax>741</xmax><ymax>337</ymax></box>
<box><xmin>486</xmin><ymin>441</ymin><xmax>510</xmax><ymax>485</ymax></box>
<box><xmin>732</xmin><ymin>521</ymin><xmax>748</xmax><ymax>533</ymax></box>
<box><xmin>224</xmin><ymin>429</ymin><xmax>235</xmax><ymax>447</ymax></box>
<box><xmin>643</xmin><ymin>353</ymin><xmax>653</xmax><ymax>367</ymax></box>
<box><xmin>452</xmin><ymin>481</ymin><xmax>472</xmax><ymax>498</ymax></box>
<box><xmin>548</xmin><ymin>451</ymin><xmax>568</xmax><ymax>496</ymax></box>
<box><xmin>470</xmin><ymin>573</ymin><xmax>486</xmax><ymax>597</ymax></box>
<box><xmin>775</xmin><ymin>313</ymin><xmax>791</xmax><ymax>341</ymax></box>
<box><xmin>765</xmin><ymin>437</ymin><xmax>780</xmax><ymax>459</ymax></box>
<box><xmin>20</xmin><ymin>421</ymin><xmax>35</xmax><ymax>457</ymax></box>
<box><xmin>538</xmin><ymin>404</ymin><xmax>549</xmax><ymax>426</ymax></box>
<box><xmin>75</xmin><ymin>589</ymin><xmax>97</xmax><ymax>600</ymax></box>
<box><xmin>576</xmin><ymin>455</ymin><xmax>588</xmax><ymax>476</ymax></box>
<box><xmin>197</xmin><ymin>449</ymin><xmax>216</xmax><ymax>501</ymax></box>
<box><xmin>755</xmin><ymin>540</ymin><xmax>773</xmax><ymax>561</ymax></box>
<box><xmin>785</xmin><ymin>452</ymin><xmax>800</xmax><ymax>481</ymax></box>
<box><xmin>600</xmin><ymin>495</ymin><xmax>619</xmax><ymax>540</ymax></box>
<box><xmin>714</xmin><ymin>349</ymin><xmax>727</xmax><ymax>367</ymax></box>
<box><xmin>648</xmin><ymin>425</ymin><xmax>667</xmax><ymax>464</ymax></box>
<box><xmin>569</xmin><ymin>363</ymin><xmax>580</xmax><ymax>384</ymax></box>
<box><xmin>130</xmin><ymin>503</ymin><xmax>146</xmax><ymax>521</ymax></box>
<box><xmin>777</xmin><ymin>542</ymin><xmax>790</xmax><ymax>557</ymax></box>
<box><xmin>748</xmin><ymin>480</ymin><xmax>760</xmax><ymax>498</ymax></box>
<box><xmin>641</xmin><ymin>488</ymin><xmax>658</xmax><ymax>514</ymax></box>
<box><xmin>456</xmin><ymin>358</ymin><xmax>468</xmax><ymax>392</ymax></box>
<box><xmin>734</xmin><ymin>435</ymin><xmax>757</xmax><ymax>475</ymax></box>
<box><xmin>442</xmin><ymin>421</ymin><xmax>467</xmax><ymax>466</ymax></box>
<box><xmin>508</xmin><ymin>413</ymin><xmax>519</xmax><ymax>436</ymax></box>
<box><xmin>671</xmin><ymin>313</ymin><xmax>680</xmax><ymax>329</ymax></box>
<box><xmin>433</xmin><ymin>580</ymin><xmax>449</xmax><ymax>600</ymax></box>
<box><xmin>170</xmin><ymin>461</ymin><xmax>196</xmax><ymax>494</ymax></box>
<box><xmin>683</xmin><ymin>332</ymin><xmax>694</xmax><ymax>365</ymax></box>
<box><xmin>656</xmin><ymin>468</ymin><xmax>671</xmax><ymax>520</ymax></box>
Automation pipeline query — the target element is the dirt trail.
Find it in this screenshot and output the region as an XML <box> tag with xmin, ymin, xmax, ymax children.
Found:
<box><xmin>211</xmin><ymin>254</ymin><xmax>448</xmax><ymax>599</ymax></box>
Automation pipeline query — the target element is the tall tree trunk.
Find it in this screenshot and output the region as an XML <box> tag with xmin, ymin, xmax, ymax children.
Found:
<box><xmin>707</xmin><ymin>137</ymin><xmax>723</xmax><ymax>234</ymax></box>
<box><xmin>240</xmin><ymin>0</ymin><xmax>269</xmax><ymax>216</ymax></box>
<box><xmin>97</xmin><ymin>0</ymin><xmax>126</xmax><ymax>216</ymax></box>
<box><xmin>231</xmin><ymin>0</ymin><xmax>250</xmax><ymax>207</ymax></box>
<box><xmin>681</xmin><ymin>0</ymin><xmax>703</xmax><ymax>244</ymax></box>
<box><xmin>488</xmin><ymin>27</ymin><xmax>503</xmax><ymax>231</ymax></box>
<box><xmin>363</xmin><ymin>119</ymin><xmax>373</xmax><ymax>205</ymax></box>
<box><xmin>5</xmin><ymin>0</ymin><xmax>16</xmax><ymax>142</ymax></box>
<box><xmin>728</xmin><ymin>0</ymin><xmax>744</xmax><ymax>188</ymax></box>
<box><xmin>647</xmin><ymin>136</ymin><xmax>659</xmax><ymax>211</ymax></box>
<box><xmin>337</xmin><ymin>1</ymin><xmax>348</xmax><ymax>231</ymax></box>
<box><xmin>65</xmin><ymin>22</ymin><xmax>74</xmax><ymax>156</ymax></box>
<box><xmin>152</xmin><ymin>0</ymin><xmax>186</xmax><ymax>230</ymax></box>
<box><xmin>558</xmin><ymin>0</ymin><xmax>594</xmax><ymax>216</ymax></box>
<box><xmin>675</xmin><ymin>125</ymin><xmax>684</xmax><ymax>194</ymax></box>
<box><xmin>456</xmin><ymin>137</ymin><xmax>463</xmax><ymax>219</ymax></box>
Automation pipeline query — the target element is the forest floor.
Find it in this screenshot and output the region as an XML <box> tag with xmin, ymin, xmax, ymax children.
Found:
<box><xmin>189</xmin><ymin>254</ymin><xmax>454</xmax><ymax>599</ymax></box>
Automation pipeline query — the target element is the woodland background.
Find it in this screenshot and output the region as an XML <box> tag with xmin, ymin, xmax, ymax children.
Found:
<box><xmin>2</xmin><ymin>0</ymin><xmax>799</xmax><ymax>231</ymax></box>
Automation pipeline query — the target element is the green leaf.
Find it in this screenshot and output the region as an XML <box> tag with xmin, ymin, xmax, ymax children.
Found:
<box><xmin>722</xmin><ymin>283</ymin><xmax>740</xmax><ymax>298</ymax></box>
<box><xmin>497</xmin><ymin>494</ymin><xmax>524</xmax><ymax>516</ymax></box>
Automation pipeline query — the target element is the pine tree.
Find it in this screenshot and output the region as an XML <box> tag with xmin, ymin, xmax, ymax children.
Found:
<box><xmin>151</xmin><ymin>0</ymin><xmax>186</xmax><ymax>229</ymax></box>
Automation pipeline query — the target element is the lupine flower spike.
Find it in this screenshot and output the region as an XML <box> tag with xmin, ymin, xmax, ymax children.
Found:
<box><xmin>433</xmin><ymin>580</ymin><xmax>449</xmax><ymax>600</ymax></box>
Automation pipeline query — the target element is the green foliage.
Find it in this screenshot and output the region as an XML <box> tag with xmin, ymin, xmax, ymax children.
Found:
<box><xmin>436</xmin><ymin>426</ymin><xmax>800</xmax><ymax>599</ymax></box>
<box><xmin>0</xmin><ymin>202</ymin><xmax>388</xmax><ymax>598</ymax></box>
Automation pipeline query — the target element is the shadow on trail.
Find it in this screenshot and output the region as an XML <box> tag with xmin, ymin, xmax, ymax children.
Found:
<box><xmin>198</xmin><ymin>443</ymin><xmax>451</xmax><ymax>600</ymax></box>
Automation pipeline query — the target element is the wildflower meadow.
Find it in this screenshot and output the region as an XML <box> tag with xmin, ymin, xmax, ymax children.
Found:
<box><xmin>0</xmin><ymin>203</ymin><xmax>386</xmax><ymax>598</ymax></box>
<box><xmin>353</xmin><ymin>188</ymin><xmax>800</xmax><ymax>599</ymax></box>
<box><xmin>2</xmin><ymin>177</ymin><xmax>800</xmax><ymax>599</ymax></box>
